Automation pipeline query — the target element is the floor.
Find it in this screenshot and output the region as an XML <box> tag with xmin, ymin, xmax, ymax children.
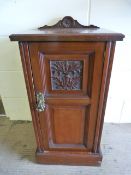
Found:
<box><xmin>0</xmin><ymin>117</ymin><xmax>131</xmax><ymax>175</ymax></box>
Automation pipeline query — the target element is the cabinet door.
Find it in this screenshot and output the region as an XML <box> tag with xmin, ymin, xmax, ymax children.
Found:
<box><xmin>29</xmin><ymin>42</ymin><xmax>105</xmax><ymax>152</ymax></box>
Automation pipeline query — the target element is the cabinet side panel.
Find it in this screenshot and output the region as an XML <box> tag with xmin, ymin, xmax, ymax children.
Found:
<box><xmin>19</xmin><ymin>42</ymin><xmax>44</xmax><ymax>151</ymax></box>
<box><xmin>93</xmin><ymin>42</ymin><xmax>116</xmax><ymax>152</ymax></box>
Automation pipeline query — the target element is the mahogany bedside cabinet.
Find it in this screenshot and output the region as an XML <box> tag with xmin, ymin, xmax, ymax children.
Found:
<box><xmin>9</xmin><ymin>16</ymin><xmax>124</xmax><ymax>166</ymax></box>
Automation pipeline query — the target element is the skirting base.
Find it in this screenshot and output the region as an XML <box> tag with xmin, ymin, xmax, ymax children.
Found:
<box><xmin>35</xmin><ymin>148</ymin><xmax>102</xmax><ymax>166</ymax></box>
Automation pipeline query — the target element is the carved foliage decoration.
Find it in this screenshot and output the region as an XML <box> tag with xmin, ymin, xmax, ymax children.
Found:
<box><xmin>38</xmin><ymin>16</ymin><xmax>99</xmax><ymax>29</ymax></box>
<box><xmin>50</xmin><ymin>60</ymin><xmax>83</xmax><ymax>90</ymax></box>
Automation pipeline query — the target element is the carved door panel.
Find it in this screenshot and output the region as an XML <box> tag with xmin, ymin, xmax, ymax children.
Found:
<box><xmin>29</xmin><ymin>42</ymin><xmax>105</xmax><ymax>152</ymax></box>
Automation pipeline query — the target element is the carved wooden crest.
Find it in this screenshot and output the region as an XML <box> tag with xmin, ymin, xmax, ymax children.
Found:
<box><xmin>38</xmin><ymin>16</ymin><xmax>99</xmax><ymax>29</ymax></box>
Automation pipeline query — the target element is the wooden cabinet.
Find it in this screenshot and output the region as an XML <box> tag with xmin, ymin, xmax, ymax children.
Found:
<box><xmin>9</xmin><ymin>16</ymin><xmax>124</xmax><ymax>166</ymax></box>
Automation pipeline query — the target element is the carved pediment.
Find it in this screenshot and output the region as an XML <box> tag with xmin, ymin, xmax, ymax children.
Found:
<box><xmin>38</xmin><ymin>16</ymin><xmax>99</xmax><ymax>29</ymax></box>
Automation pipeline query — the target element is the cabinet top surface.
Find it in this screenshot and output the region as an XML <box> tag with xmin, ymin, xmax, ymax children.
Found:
<box><xmin>9</xmin><ymin>16</ymin><xmax>125</xmax><ymax>42</ymax></box>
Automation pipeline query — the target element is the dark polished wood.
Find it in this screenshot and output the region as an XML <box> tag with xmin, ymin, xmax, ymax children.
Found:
<box><xmin>9</xmin><ymin>16</ymin><xmax>124</xmax><ymax>42</ymax></box>
<box><xmin>38</xmin><ymin>16</ymin><xmax>100</xmax><ymax>29</ymax></box>
<box><xmin>9</xmin><ymin>16</ymin><xmax>124</xmax><ymax>166</ymax></box>
<box><xmin>9</xmin><ymin>29</ymin><xmax>124</xmax><ymax>42</ymax></box>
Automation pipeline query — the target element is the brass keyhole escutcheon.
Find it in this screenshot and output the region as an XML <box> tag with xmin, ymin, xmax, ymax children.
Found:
<box><xmin>36</xmin><ymin>92</ymin><xmax>45</xmax><ymax>112</ymax></box>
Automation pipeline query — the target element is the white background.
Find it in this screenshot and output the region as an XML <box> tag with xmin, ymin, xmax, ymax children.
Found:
<box><xmin>0</xmin><ymin>0</ymin><xmax>131</xmax><ymax>122</ymax></box>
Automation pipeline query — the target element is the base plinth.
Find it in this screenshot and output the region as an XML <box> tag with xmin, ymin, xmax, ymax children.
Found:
<box><xmin>35</xmin><ymin>148</ymin><xmax>102</xmax><ymax>166</ymax></box>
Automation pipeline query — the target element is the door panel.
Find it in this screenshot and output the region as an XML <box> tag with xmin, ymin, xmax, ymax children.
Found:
<box><xmin>29</xmin><ymin>42</ymin><xmax>105</xmax><ymax>151</ymax></box>
<box><xmin>42</xmin><ymin>104</ymin><xmax>89</xmax><ymax>151</ymax></box>
<box><xmin>51</xmin><ymin>106</ymin><xmax>85</xmax><ymax>144</ymax></box>
<box><xmin>50</xmin><ymin>60</ymin><xmax>83</xmax><ymax>91</ymax></box>
<box><xmin>42</xmin><ymin>54</ymin><xmax>89</xmax><ymax>95</ymax></box>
